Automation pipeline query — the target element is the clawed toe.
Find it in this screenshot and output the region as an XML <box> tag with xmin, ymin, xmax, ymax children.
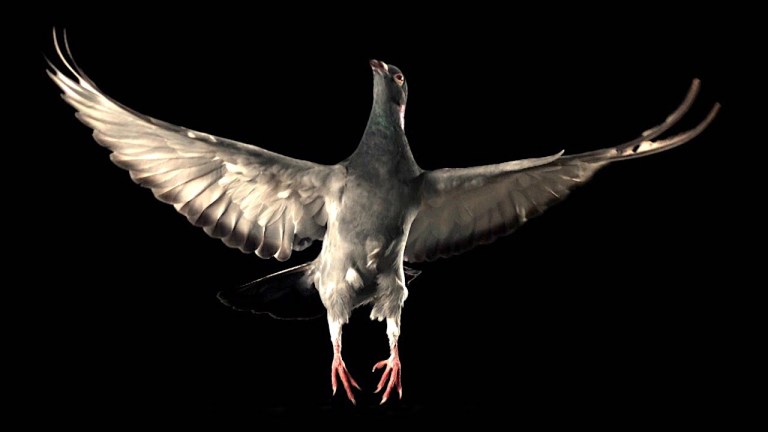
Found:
<box><xmin>372</xmin><ymin>355</ymin><xmax>402</xmax><ymax>404</ymax></box>
<box><xmin>331</xmin><ymin>356</ymin><xmax>360</xmax><ymax>405</ymax></box>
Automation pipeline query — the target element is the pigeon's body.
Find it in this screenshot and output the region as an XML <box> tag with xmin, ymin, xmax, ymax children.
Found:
<box><xmin>48</xmin><ymin>32</ymin><xmax>718</xmax><ymax>405</ymax></box>
<box><xmin>318</xmin><ymin>156</ymin><xmax>419</xmax><ymax>322</ymax></box>
<box><xmin>324</xmin><ymin>84</ymin><xmax>421</xmax><ymax>322</ymax></box>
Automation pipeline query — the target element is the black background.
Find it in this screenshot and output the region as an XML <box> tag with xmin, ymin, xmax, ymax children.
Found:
<box><xmin>20</xmin><ymin>10</ymin><xmax>750</xmax><ymax>426</ymax></box>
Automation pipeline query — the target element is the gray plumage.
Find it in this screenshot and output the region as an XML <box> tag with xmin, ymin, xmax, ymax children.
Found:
<box><xmin>47</xmin><ymin>31</ymin><xmax>719</xmax><ymax>405</ymax></box>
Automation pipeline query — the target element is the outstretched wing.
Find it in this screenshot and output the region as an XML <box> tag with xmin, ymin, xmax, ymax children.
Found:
<box><xmin>405</xmin><ymin>80</ymin><xmax>719</xmax><ymax>262</ymax></box>
<box><xmin>48</xmin><ymin>32</ymin><xmax>345</xmax><ymax>261</ymax></box>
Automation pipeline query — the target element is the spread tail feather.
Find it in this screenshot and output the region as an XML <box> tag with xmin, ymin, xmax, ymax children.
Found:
<box><xmin>218</xmin><ymin>263</ymin><xmax>423</xmax><ymax>319</ymax></box>
<box><xmin>217</xmin><ymin>263</ymin><xmax>325</xmax><ymax>320</ymax></box>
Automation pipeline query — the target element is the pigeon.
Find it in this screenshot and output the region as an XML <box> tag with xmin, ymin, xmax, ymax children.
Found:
<box><xmin>47</xmin><ymin>30</ymin><xmax>719</xmax><ymax>405</ymax></box>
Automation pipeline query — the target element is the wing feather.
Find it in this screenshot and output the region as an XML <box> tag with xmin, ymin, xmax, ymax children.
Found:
<box><xmin>49</xmin><ymin>32</ymin><xmax>345</xmax><ymax>260</ymax></box>
<box><xmin>405</xmin><ymin>80</ymin><xmax>718</xmax><ymax>262</ymax></box>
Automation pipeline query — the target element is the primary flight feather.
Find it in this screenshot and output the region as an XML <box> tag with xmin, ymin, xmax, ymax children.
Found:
<box><xmin>47</xmin><ymin>31</ymin><xmax>719</xmax><ymax>405</ymax></box>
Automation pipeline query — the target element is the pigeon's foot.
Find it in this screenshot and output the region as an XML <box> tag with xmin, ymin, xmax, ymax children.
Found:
<box><xmin>331</xmin><ymin>354</ymin><xmax>361</xmax><ymax>405</ymax></box>
<box><xmin>372</xmin><ymin>345</ymin><xmax>402</xmax><ymax>404</ymax></box>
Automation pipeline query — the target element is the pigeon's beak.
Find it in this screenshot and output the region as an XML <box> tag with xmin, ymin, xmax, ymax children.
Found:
<box><xmin>370</xmin><ymin>59</ymin><xmax>389</xmax><ymax>75</ymax></box>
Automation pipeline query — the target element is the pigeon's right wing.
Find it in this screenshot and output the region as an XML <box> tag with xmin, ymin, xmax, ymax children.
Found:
<box><xmin>48</xmin><ymin>33</ymin><xmax>345</xmax><ymax>261</ymax></box>
<box><xmin>404</xmin><ymin>80</ymin><xmax>719</xmax><ymax>262</ymax></box>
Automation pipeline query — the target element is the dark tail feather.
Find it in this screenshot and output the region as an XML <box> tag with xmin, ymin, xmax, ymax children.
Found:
<box><xmin>217</xmin><ymin>263</ymin><xmax>325</xmax><ymax>320</ymax></box>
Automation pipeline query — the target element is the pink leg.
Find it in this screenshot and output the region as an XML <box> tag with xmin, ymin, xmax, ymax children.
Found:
<box><xmin>372</xmin><ymin>317</ymin><xmax>404</xmax><ymax>404</ymax></box>
<box><xmin>372</xmin><ymin>344</ymin><xmax>402</xmax><ymax>404</ymax></box>
<box><xmin>328</xmin><ymin>318</ymin><xmax>360</xmax><ymax>405</ymax></box>
<box><xmin>331</xmin><ymin>342</ymin><xmax>361</xmax><ymax>404</ymax></box>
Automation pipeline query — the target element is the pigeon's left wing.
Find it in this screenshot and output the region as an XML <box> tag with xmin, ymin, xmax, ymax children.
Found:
<box><xmin>404</xmin><ymin>80</ymin><xmax>718</xmax><ymax>262</ymax></box>
<box><xmin>48</xmin><ymin>33</ymin><xmax>345</xmax><ymax>261</ymax></box>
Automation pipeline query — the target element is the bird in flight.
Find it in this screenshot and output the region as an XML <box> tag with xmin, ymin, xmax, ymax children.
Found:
<box><xmin>47</xmin><ymin>30</ymin><xmax>719</xmax><ymax>405</ymax></box>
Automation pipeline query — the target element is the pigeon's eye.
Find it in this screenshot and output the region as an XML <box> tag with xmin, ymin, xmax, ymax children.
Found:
<box><xmin>393</xmin><ymin>73</ymin><xmax>405</xmax><ymax>86</ymax></box>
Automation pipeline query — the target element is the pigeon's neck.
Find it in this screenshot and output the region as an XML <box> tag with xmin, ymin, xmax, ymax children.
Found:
<box><xmin>352</xmin><ymin>101</ymin><xmax>418</xmax><ymax>174</ymax></box>
<box><xmin>363</xmin><ymin>100</ymin><xmax>405</xmax><ymax>142</ymax></box>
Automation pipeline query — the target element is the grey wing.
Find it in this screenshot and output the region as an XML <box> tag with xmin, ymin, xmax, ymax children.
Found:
<box><xmin>49</xmin><ymin>33</ymin><xmax>345</xmax><ymax>261</ymax></box>
<box><xmin>404</xmin><ymin>79</ymin><xmax>719</xmax><ymax>262</ymax></box>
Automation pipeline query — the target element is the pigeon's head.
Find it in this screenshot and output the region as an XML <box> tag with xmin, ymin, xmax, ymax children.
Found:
<box><xmin>370</xmin><ymin>60</ymin><xmax>408</xmax><ymax>107</ymax></box>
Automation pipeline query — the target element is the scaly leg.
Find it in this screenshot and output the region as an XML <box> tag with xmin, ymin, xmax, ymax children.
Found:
<box><xmin>373</xmin><ymin>317</ymin><xmax>402</xmax><ymax>404</ymax></box>
<box><xmin>328</xmin><ymin>317</ymin><xmax>360</xmax><ymax>404</ymax></box>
